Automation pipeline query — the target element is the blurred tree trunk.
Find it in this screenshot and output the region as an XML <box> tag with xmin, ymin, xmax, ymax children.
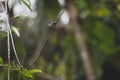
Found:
<box><xmin>65</xmin><ymin>1</ymin><xmax>95</xmax><ymax>80</ymax></box>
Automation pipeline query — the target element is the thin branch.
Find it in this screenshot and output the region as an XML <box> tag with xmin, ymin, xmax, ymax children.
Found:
<box><xmin>7</xmin><ymin>31</ymin><xmax>10</xmax><ymax>80</ymax></box>
<box><xmin>28</xmin><ymin>9</ymin><xmax>65</xmax><ymax>68</ymax></box>
<box><xmin>6</xmin><ymin>0</ymin><xmax>23</xmax><ymax>69</ymax></box>
<box><xmin>48</xmin><ymin>9</ymin><xmax>65</xmax><ymax>28</ymax></box>
<box><xmin>5</xmin><ymin>0</ymin><xmax>10</xmax><ymax>80</ymax></box>
<box><xmin>28</xmin><ymin>36</ymin><xmax>48</xmax><ymax>68</ymax></box>
<box><xmin>55</xmin><ymin>9</ymin><xmax>65</xmax><ymax>25</ymax></box>
<box><xmin>9</xmin><ymin>29</ymin><xmax>23</xmax><ymax>69</ymax></box>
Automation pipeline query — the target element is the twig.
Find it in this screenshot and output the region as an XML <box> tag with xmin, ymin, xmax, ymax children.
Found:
<box><xmin>28</xmin><ymin>9</ymin><xmax>65</xmax><ymax>68</ymax></box>
<box><xmin>5</xmin><ymin>0</ymin><xmax>23</xmax><ymax>80</ymax></box>
<box><xmin>9</xmin><ymin>29</ymin><xmax>23</xmax><ymax>69</ymax></box>
<box><xmin>5</xmin><ymin>0</ymin><xmax>10</xmax><ymax>80</ymax></box>
<box><xmin>55</xmin><ymin>9</ymin><xmax>65</xmax><ymax>25</ymax></box>
<box><xmin>7</xmin><ymin>30</ymin><xmax>10</xmax><ymax>80</ymax></box>
<box><xmin>5</xmin><ymin>0</ymin><xmax>23</xmax><ymax>69</ymax></box>
<box><xmin>48</xmin><ymin>9</ymin><xmax>65</xmax><ymax>28</ymax></box>
<box><xmin>28</xmin><ymin>36</ymin><xmax>48</xmax><ymax>68</ymax></box>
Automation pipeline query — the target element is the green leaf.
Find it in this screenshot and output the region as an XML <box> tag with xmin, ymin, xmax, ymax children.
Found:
<box><xmin>29</xmin><ymin>69</ymin><xmax>42</xmax><ymax>74</ymax></box>
<box><xmin>21</xmin><ymin>0</ymin><xmax>32</xmax><ymax>11</ymax></box>
<box><xmin>22</xmin><ymin>69</ymin><xmax>42</xmax><ymax>79</ymax></box>
<box><xmin>12</xmin><ymin>26</ymin><xmax>20</xmax><ymax>37</ymax></box>
<box><xmin>22</xmin><ymin>69</ymin><xmax>33</xmax><ymax>79</ymax></box>
<box><xmin>0</xmin><ymin>56</ymin><xmax>3</xmax><ymax>64</ymax></box>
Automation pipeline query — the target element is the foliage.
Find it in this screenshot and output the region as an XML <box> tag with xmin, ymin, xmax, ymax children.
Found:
<box><xmin>21</xmin><ymin>69</ymin><xmax>42</xmax><ymax>79</ymax></box>
<box><xmin>0</xmin><ymin>0</ymin><xmax>42</xmax><ymax>80</ymax></box>
<box><xmin>0</xmin><ymin>0</ymin><xmax>120</xmax><ymax>80</ymax></box>
<box><xmin>20</xmin><ymin>0</ymin><xmax>32</xmax><ymax>11</ymax></box>
<box><xmin>0</xmin><ymin>56</ymin><xmax>3</xmax><ymax>64</ymax></box>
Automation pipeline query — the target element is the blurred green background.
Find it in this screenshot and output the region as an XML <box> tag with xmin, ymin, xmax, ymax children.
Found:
<box><xmin>0</xmin><ymin>0</ymin><xmax>120</xmax><ymax>80</ymax></box>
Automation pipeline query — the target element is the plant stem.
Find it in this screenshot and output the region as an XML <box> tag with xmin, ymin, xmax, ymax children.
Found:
<box><xmin>7</xmin><ymin>31</ymin><xmax>10</xmax><ymax>80</ymax></box>
<box><xmin>55</xmin><ymin>9</ymin><xmax>65</xmax><ymax>24</ymax></box>
<box><xmin>9</xmin><ymin>29</ymin><xmax>23</xmax><ymax>68</ymax></box>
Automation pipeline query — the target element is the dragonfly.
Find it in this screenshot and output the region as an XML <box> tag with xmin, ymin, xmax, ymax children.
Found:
<box><xmin>0</xmin><ymin>1</ymin><xmax>9</xmax><ymax>32</ymax></box>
